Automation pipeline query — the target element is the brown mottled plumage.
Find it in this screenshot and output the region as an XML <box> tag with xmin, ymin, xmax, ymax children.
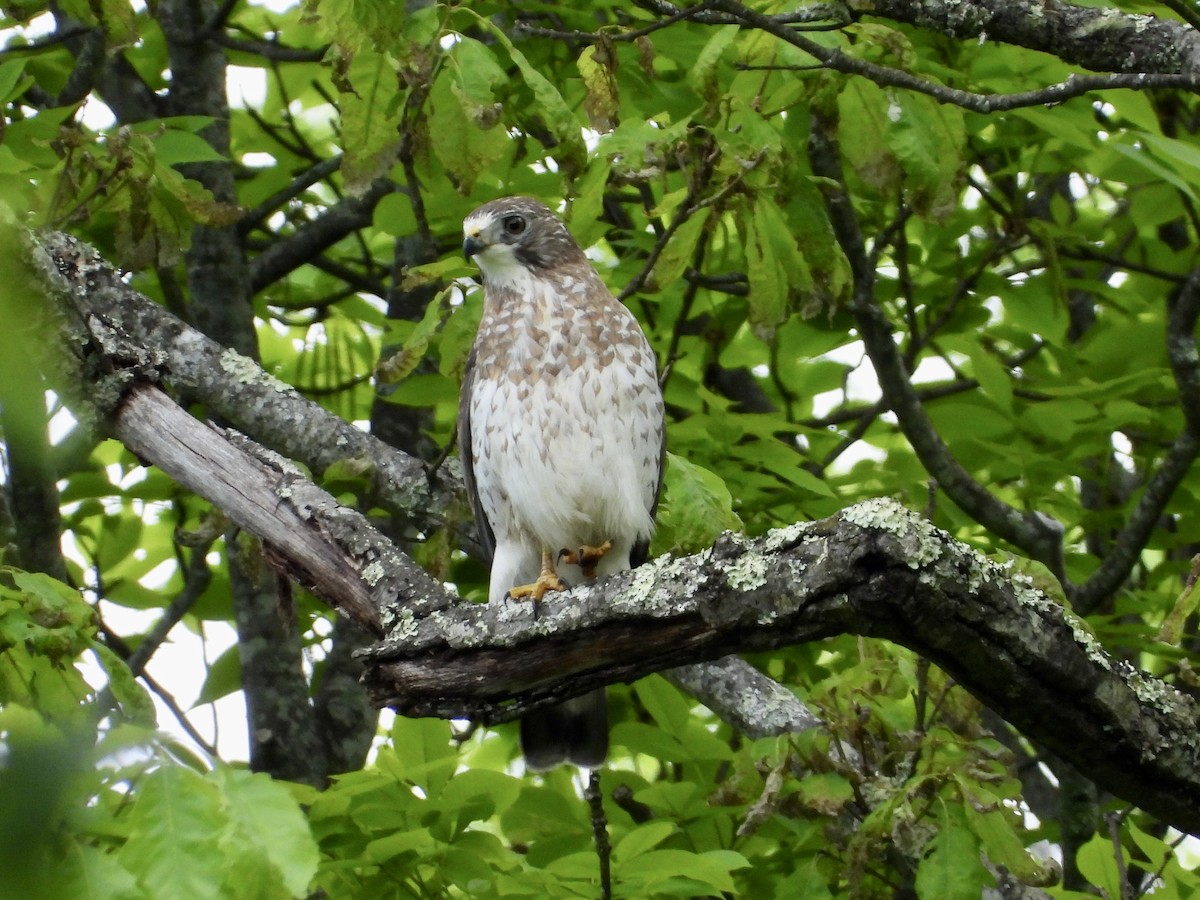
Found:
<box><xmin>458</xmin><ymin>197</ymin><xmax>665</xmax><ymax>770</ymax></box>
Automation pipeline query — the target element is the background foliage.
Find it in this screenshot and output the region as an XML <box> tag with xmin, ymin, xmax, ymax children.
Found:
<box><xmin>2</xmin><ymin>0</ymin><xmax>1200</xmax><ymax>896</ymax></box>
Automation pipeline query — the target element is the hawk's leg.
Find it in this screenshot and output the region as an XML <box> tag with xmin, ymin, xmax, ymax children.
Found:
<box><xmin>506</xmin><ymin>546</ymin><xmax>568</xmax><ymax>603</ymax></box>
<box><xmin>558</xmin><ymin>540</ymin><xmax>613</xmax><ymax>580</ymax></box>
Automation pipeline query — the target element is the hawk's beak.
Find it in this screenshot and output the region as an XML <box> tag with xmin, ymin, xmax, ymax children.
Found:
<box><xmin>463</xmin><ymin>235</ymin><xmax>486</xmax><ymax>261</ymax></box>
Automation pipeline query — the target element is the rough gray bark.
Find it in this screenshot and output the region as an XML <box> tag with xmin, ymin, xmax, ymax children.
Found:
<box><xmin>360</xmin><ymin>501</ymin><xmax>1200</xmax><ymax>836</ymax></box>
<box><xmin>862</xmin><ymin>0</ymin><xmax>1200</xmax><ymax>77</ymax></box>
<box><xmin>0</xmin><ymin>381</ymin><xmax>67</xmax><ymax>581</ymax></box>
<box><xmin>159</xmin><ymin>0</ymin><xmax>322</xmax><ymax>783</ymax></box>
<box><xmin>642</xmin><ymin>0</ymin><xmax>1200</xmax><ymax>78</ymax></box>
<box><xmin>160</xmin><ymin>0</ymin><xmax>257</xmax><ymax>359</ymax></box>
<box><xmin>34</xmin><ymin>231</ymin><xmax>468</xmax><ymax>551</ymax></box>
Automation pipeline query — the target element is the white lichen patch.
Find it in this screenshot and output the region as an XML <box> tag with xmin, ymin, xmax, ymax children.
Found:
<box><xmin>1073</xmin><ymin>8</ymin><xmax>1138</xmax><ymax>37</ymax></box>
<box><xmin>386</xmin><ymin>606</ymin><xmax>418</xmax><ymax>641</ymax></box>
<box><xmin>960</xmin><ymin>554</ymin><xmax>995</xmax><ymax>594</ymax></box>
<box><xmin>841</xmin><ymin>498</ymin><xmax>944</xmax><ymax>569</ymax></box>
<box><xmin>219</xmin><ymin>348</ymin><xmax>293</xmax><ymax>393</ymax></box>
<box><xmin>725</xmin><ymin>553</ymin><xmax>769</xmax><ymax>591</ymax></box>
<box><xmin>762</xmin><ymin>521</ymin><xmax>811</xmax><ymax>553</ymax></box>
<box><xmin>612</xmin><ymin>556</ymin><xmax>669</xmax><ymax>612</ymax></box>
<box><xmin>1127</xmin><ymin>667</ymin><xmax>1192</xmax><ymax>719</ymax></box>
<box><xmin>361</xmin><ymin>560</ymin><xmax>385</xmax><ymax>586</ymax></box>
<box><xmin>432</xmin><ymin>608</ymin><xmax>490</xmax><ymax>647</ymax></box>
<box><xmin>1021</xmin><ymin>584</ymin><xmax>1117</xmax><ymax>672</ymax></box>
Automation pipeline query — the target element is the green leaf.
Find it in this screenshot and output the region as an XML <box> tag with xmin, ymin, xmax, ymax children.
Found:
<box><xmin>362</xmin><ymin>827</ymin><xmax>434</xmax><ymax>864</ymax></box>
<box><xmin>690</xmin><ymin>25</ymin><xmax>739</xmax><ymax>107</ymax></box>
<box><xmin>1075</xmin><ymin>834</ymin><xmax>1127</xmax><ymax>900</ymax></box>
<box><xmin>195</xmin><ymin>643</ymin><xmax>241</xmax><ymax>706</ymax></box>
<box><xmin>448</xmin><ymin>37</ymin><xmax>507</xmax><ymax>126</ymax></box>
<box><xmin>386</xmin><ymin>716</ymin><xmax>457</xmax><ymax>797</ymax></box>
<box><xmin>118</xmin><ymin>767</ymin><xmax>226</xmax><ymax>900</ymax></box>
<box><xmin>958</xmin><ymin>780</ymin><xmax>1057</xmax><ymax>885</ymax></box>
<box><xmin>614</xmin><ymin>821</ymin><xmax>676</xmax><ymax>862</ymax></box>
<box><xmin>655</xmin><ymin>452</ymin><xmax>742</xmax><ymax>553</ymax></box>
<box><xmin>429</xmin><ymin>67</ymin><xmax>510</xmax><ymax>194</ymax></box>
<box><xmin>1109</xmin><ymin>136</ymin><xmax>1200</xmax><ymax>202</ymax></box>
<box><xmin>618</xmin><ymin>848</ymin><xmax>749</xmax><ymax>894</ymax></box>
<box><xmin>633</xmin><ymin>676</ymin><xmax>692</xmax><ymax>737</ymax></box>
<box><xmin>216</xmin><ymin>768</ymin><xmax>320</xmax><ymax>897</ymax></box>
<box><xmin>838</xmin><ymin>80</ymin><xmax>965</xmax><ymax>217</ymax></box>
<box><xmin>745</xmin><ymin>194</ymin><xmax>806</xmax><ymax>338</ymax></box>
<box><xmin>0</xmin><ymin>58</ymin><xmax>30</xmax><ymax>103</ymax></box>
<box><xmin>151</xmin><ymin>130</ymin><xmax>226</xmax><ymax>166</ymax></box>
<box><xmin>465</xmin><ymin>9</ymin><xmax>586</xmax><ymax>175</ymax></box>
<box><xmin>92</xmin><ymin>643</ymin><xmax>157</xmax><ymax>728</ymax></box>
<box><xmin>648</xmin><ymin>207</ymin><xmax>709</xmax><ymax>292</ymax></box>
<box><xmin>59</xmin><ymin>842</ymin><xmax>145</xmax><ymax>900</ymax></box>
<box><xmin>374</xmin><ymin>191</ymin><xmax>417</xmax><ymax>236</ymax></box>
<box><xmin>966</xmin><ymin>344</ymin><xmax>1013</xmax><ymax>414</ymax></box>
<box><xmin>337</xmin><ymin>48</ymin><xmax>402</xmax><ymax>193</ymax></box>
<box><xmin>915</xmin><ymin>810</ymin><xmax>986</xmax><ymax>899</ymax></box>
<box><xmin>380</xmin><ymin>372</ymin><xmax>460</xmax><ymax>407</ymax></box>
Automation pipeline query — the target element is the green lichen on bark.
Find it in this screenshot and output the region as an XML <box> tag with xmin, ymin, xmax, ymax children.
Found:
<box><xmin>219</xmin><ymin>347</ymin><xmax>294</xmax><ymax>392</ymax></box>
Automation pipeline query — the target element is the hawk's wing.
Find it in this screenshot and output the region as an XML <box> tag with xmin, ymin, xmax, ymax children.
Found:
<box><xmin>457</xmin><ymin>344</ymin><xmax>496</xmax><ymax>563</ymax></box>
<box><xmin>631</xmin><ymin>409</ymin><xmax>667</xmax><ymax>568</ymax></box>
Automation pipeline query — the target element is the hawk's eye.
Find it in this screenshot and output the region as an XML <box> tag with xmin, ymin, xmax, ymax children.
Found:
<box><xmin>502</xmin><ymin>215</ymin><xmax>526</xmax><ymax>236</ymax></box>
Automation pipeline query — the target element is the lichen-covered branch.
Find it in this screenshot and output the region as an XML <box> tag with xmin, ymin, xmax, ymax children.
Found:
<box><xmin>362</xmin><ymin>498</ymin><xmax>1200</xmax><ymax>836</ymax></box>
<box><xmin>31</xmin><ymin>230</ymin><xmax>472</xmax><ymax>553</ymax></box>
<box><xmin>30</xmin><ymin>230</ymin><xmax>1200</xmax><ymax>834</ymax></box>
<box><xmin>861</xmin><ymin>0</ymin><xmax>1200</xmax><ymax>78</ymax></box>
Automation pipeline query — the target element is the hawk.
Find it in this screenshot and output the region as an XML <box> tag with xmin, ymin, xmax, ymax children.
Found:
<box><xmin>458</xmin><ymin>197</ymin><xmax>665</xmax><ymax>770</ymax></box>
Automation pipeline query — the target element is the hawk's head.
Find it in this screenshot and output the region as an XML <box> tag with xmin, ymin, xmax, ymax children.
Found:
<box><xmin>463</xmin><ymin>197</ymin><xmax>585</xmax><ymax>283</ymax></box>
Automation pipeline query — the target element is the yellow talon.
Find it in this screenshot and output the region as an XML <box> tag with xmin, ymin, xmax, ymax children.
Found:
<box><xmin>558</xmin><ymin>539</ymin><xmax>613</xmax><ymax>580</ymax></box>
<box><xmin>506</xmin><ymin>547</ymin><xmax>568</xmax><ymax>602</ymax></box>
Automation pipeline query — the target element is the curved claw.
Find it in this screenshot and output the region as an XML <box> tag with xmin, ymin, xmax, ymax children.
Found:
<box><xmin>506</xmin><ymin>546</ymin><xmax>568</xmax><ymax>607</ymax></box>
<box><xmin>558</xmin><ymin>540</ymin><xmax>613</xmax><ymax>580</ymax></box>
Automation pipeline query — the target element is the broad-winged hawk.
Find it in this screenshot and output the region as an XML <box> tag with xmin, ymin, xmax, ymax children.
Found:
<box><xmin>459</xmin><ymin>197</ymin><xmax>665</xmax><ymax>769</ymax></box>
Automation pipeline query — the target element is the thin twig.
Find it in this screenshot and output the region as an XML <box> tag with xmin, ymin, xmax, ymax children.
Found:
<box><xmin>709</xmin><ymin>0</ymin><xmax>1200</xmax><ymax>111</ymax></box>
<box><xmin>125</xmin><ymin>541</ymin><xmax>216</xmax><ymax>675</ymax></box>
<box><xmin>586</xmin><ymin>770</ymin><xmax>613</xmax><ymax>900</ymax></box>
<box><xmin>808</xmin><ymin>109</ymin><xmax>1067</xmax><ymax>577</ymax></box>
<box><xmin>1072</xmin><ymin>266</ymin><xmax>1200</xmax><ymax>612</ymax></box>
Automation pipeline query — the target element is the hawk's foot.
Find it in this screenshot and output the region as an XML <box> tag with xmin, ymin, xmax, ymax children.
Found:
<box><xmin>505</xmin><ymin>547</ymin><xmax>567</xmax><ymax>604</ymax></box>
<box><xmin>505</xmin><ymin>571</ymin><xmax>568</xmax><ymax>603</ymax></box>
<box><xmin>558</xmin><ymin>540</ymin><xmax>613</xmax><ymax>580</ymax></box>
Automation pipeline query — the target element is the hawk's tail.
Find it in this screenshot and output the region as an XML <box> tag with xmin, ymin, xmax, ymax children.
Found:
<box><xmin>520</xmin><ymin>688</ymin><xmax>608</xmax><ymax>771</ymax></box>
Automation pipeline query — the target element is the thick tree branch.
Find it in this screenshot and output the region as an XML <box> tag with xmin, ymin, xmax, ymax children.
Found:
<box><xmin>861</xmin><ymin>0</ymin><xmax>1200</xmax><ymax>77</ymax></box>
<box><xmin>31</xmin><ymin>230</ymin><xmax>814</xmax><ymax>749</ymax></box>
<box><xmin>362</xmin><ymin>499</ymin><xmax>1200</xmax><ymax>837</ymax></box>
<box><xmin>114</xmin><ymin>384</ymin><xmax>384</xmax><ymax>635</ymax></box>
<box><xmin>247</xmin><ymin>179</ymin><xmax>398</xmax><ymax>294</ymax></box>
<box><xmin>32</xmin><ymin>231</ymin><xmax>468</xmax><ymax>550</ymax></box>
<box><xmin>665</xmin><ymin>658</ymin><xmax>822</xmax><ymax>739</ymax></box>
<box><xmin>32</xmin><ymin>232</ymin><xmax>1200</xmax><ymax>835</ymax></box>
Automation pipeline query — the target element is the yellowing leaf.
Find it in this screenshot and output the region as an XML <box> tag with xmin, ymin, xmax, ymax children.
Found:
<box><xmin>429</xmin><ymin>69</ymin><xmax>510</xmax><ymax>193</ymax></box>
<box><xmin>578</xmin><ymin>40</ymin><xmax>619</xmax><ymax>132</ymax></box>
<box><xmin>338</xmin><ymin>49</ymin><xmax>402</xmax><ymax>193</ymax></box>
<box><xmin>746</xmin><ymin>196</ymin><xmax>807</xmax><ymax>339</ymax></box>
